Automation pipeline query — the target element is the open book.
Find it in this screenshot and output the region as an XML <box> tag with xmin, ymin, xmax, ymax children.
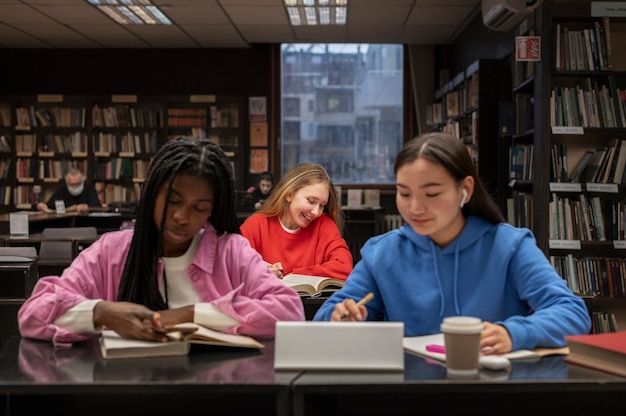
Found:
<box><xmin>281</xmin><ymin>273</ymin><xmax>345</xmax><ymax>296</ymax></box>
<box><xmin>100</xmin><ymin>323</ymin><xmax>264</xmax><ymax>359</ymax></box>
<box><xmin>403</xmin><ymin>333</ymin><xmax>569</xmax><ymax>362</ymax></box>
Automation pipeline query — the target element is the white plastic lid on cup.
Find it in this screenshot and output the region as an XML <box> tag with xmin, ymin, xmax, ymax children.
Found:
<box><xmin>440</xmin><ymin>316</ymin><xmax>483</xmax><ymax>334</ymax></box>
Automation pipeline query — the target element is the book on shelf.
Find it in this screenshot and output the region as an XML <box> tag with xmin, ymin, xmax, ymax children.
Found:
<box><xmin>403</xmin><ymin>333</ymin><xmax>569</xmax><ymax>362</ymax></box>
<box><xmin>564</xmin><ymin>331</ymin><xmax>626</xmax><ymax>377</ymax></box>
<box><xmin>602</xmin><ymin>16</ymin><xmax>612</xmax><ymax>70</ymax></box>
<box><xmin>281</xmin><ymin>273</ymin><xmax>345</xmax><ymax>297</ymax></box>
<box><xmin>567</xmin><ymin>150</ymin><xmax>595</xmax><ymax>183</ymax></box>
<box><xmin>100</xmin><ymin>323</ymin><xmax>264</xmax><ymax>359</ymax></box>
<box><xmin>581</xmin><ymin>146</ymin><xmax>608</xmax><ymax>183</ymax></box>
<box><xmin>432</xmin><ymin>102</ymin><xmax>443</xmax><ymax>124</ymax></box>
<box><xmin>445</xmin><ymin>91</ymin><xmax>460</xmax><ymax>118</ymax></box>
<box><xmin>609</xmin><ymin>139</ymin><xmax>626</xmax><ymax>184</ymax></box>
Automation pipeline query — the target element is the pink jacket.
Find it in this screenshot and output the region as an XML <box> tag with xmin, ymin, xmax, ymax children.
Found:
<box><xmin>18</xmin><ymin>226</ymin><xmax>305</xmax><ymax>347</ymax></box>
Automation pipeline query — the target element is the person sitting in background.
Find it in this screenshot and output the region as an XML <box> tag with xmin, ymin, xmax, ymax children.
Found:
<box><xmin>19</xmin><ymin>136</ymin><xmax>304</xmax><ymax>347</ymax></box>
<box><xmin>36</xmin><ymin>168</ymin><xmax>101</xmax><ymax>213</ymax></box>
<box><xmin>314</xmin><ymin>132</ymin><xmax>591</xmax><ymax>354</ymax></box>
<box><xmin>247</xmin><ymin>171</ymin><xmax>274</xmax><ymax>210</ymax></box>
<box><xmin>241</xmin><ymin>162</ymin><xmax>353</xmax><ymax>281</ymax></box>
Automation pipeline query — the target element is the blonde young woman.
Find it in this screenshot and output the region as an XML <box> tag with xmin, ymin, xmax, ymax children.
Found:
<box><xmin>241</xmin><ymin>162</ymin><xmax>353</xmax><ymax>281</ymax></box>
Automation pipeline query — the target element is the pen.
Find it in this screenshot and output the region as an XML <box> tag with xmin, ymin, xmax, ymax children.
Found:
<box><xmin>425</xmin><ymin>344</ymin><xmax>446</xmax><ymax>354</ymax></box>
<box><xmin>340</xmin><ymin>292</ymin><xmax>374</xmax><ymax>320</ymax></box>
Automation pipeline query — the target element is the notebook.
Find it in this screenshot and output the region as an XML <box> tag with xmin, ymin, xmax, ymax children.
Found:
<box><xmin>274</xmin><ymin>321</ymin><xmax>405</xmax><ymax>371</ymax></box>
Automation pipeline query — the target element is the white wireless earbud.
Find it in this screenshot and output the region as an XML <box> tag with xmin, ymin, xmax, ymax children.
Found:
<box><xmin>460</xmin><ymin>189</ymin><xmax>468</xmax><ymax>208</ymax></box>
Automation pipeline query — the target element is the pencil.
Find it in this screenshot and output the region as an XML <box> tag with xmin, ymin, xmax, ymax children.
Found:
<box><xmin>340</xmin><ymin>292</ymin><xmax>374</xmax><ymax>320</ymax></box>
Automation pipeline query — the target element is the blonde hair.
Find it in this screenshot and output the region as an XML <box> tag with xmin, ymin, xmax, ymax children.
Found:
<box><xmin>257</xmin><ymin>162</ymin><xmax>344</xmax><ymax>235</ymax></box>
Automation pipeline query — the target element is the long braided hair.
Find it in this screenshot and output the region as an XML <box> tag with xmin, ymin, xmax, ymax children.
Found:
<box><xmin>117</xmin><ymin>136</ymin><xmax>240</xmax><ymax>310</ymax></box>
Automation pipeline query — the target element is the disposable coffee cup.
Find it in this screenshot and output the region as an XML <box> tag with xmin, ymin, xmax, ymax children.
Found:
<box><xmin>440</xmin><ymin>316</ymin><xmax>483</xmax><ymax>377</ymax></box>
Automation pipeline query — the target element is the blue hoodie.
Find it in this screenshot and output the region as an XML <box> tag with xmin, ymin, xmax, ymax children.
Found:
<box><xmin>313</xmin><ymin>216</ymin><xmax>591</xmax><ymax>350</ymax></box>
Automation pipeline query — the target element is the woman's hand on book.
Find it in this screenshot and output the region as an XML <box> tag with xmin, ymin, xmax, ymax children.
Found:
<box><xmin>94</xmin><ymin>300</ymin><xmax>169</xmax><ymax>342</ymax></box>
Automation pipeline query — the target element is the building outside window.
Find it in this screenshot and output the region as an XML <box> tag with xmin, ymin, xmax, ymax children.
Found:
<box><xmin>280</xmin><ymin>43</ymin><xmax>403</xmax><ymax>184</ymax></box>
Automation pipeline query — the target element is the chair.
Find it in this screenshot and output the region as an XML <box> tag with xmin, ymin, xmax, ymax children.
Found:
<box><xmin>0</xmin><ymin>246</ymin><xmax>39</xmax><ymax>346</ymax></box>
<box><xmin>0</xmin><ymin>246</ymin><xmax>39</xmax><ymax>296</ymax></box>
<box><xmin>39</xmin><ymin>227</ymin><xmax>98</xmax><ymax>265</ymax></box>
<box><xmin>0</xmin><ymin>246</ymin><xmax>38</xmax><ymax>261</ymax></box>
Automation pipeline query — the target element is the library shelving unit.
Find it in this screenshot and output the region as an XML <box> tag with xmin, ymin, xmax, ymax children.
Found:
<box><xmin>13</xmin><ymin>94</ymin><xmax>89</xmax><ymax>210</ymax></box>
<box><xmin>0</xmin><ymin>93</ymin><xmax>249</xmax><ymax>211</ymax></box>
<box><xmin>90</xmin><ymin>94</ymin><xmax>164</xmax><ymax>205</ymax></box>
<box><xmin>166</xmin><ymin>95</ymin><xmax>246</xmax><ymax>190</ymax></box>
<box><xmin>532</xmin><ymin>1</ymin><xmax>626</xmax><ymax>333</ymax></box>
<box><xmin>429</xmin><ymin>59</ymin><xmax>502</xmax><ymax>199</ymax></box>
<box><xmin>0</xmin><ymin>101</ymin><xmax>11</xmax><ymax>213</ymax></box>
<box><xmin>505</xmin><ymin>20</ymin><xmax>537</xmax><ymax>230</ymax></box>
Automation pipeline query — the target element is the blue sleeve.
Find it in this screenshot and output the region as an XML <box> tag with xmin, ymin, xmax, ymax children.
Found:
<box><xmin>313</xmin><ymin>241</ymin><xmax>384</xmax><ymax>321</ymax></box>
<box><xmin>500</xmin><ymin>231</ymin><xmax>591</xmax><ymax>350</ymax></box>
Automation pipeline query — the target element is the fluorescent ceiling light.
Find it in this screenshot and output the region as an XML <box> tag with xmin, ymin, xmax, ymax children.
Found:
<box><xmin>87</xmin><ymin>0</ymin><xmax>171</xmax><ymax>25</ymax></box>
<box><xmin>284</xmin><ymin>0</ymin><xmax>348</xmax><ymax>26</ymax></box>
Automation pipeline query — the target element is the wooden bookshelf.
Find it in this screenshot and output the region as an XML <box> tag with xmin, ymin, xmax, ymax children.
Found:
<box><xmin>530</xmin><ymin>1</ymin><xmax>626</xmax><ymax>332</ymax></box>
<box><xmin>429</xmin><ymin>59</ymin><xmax>502</xmax><ymax>199</ymax></box>
<box><xmin>0</xmin><ymin>94</ymin><xmax>249</xmax><ymax>211</ymax></box>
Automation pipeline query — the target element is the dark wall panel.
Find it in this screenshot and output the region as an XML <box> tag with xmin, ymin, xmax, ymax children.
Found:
<box><xmin>0</xmin><ymin>45</ymin><xmax>272</xmax><ymax>96</ymax></box>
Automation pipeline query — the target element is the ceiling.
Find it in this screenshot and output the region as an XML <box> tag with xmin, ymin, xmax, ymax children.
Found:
<box><xmin>0</xmin><ymin>0</ymin><xmax>482</xmax><ymax>49</ymax></box>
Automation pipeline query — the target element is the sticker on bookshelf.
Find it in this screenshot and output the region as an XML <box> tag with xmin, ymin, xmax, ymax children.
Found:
<box><xmin>591</xmin><ymin>2</ymin><xmax>626</xmax><ymax>17</ymax></box>
<box><xmin>549</xmin><ymin>182</ymin><xmax>582</xmax><ymax>192</ymax></box>
<box><xmin>551</xmin><ymin>126</ymin><xmax>584</xmax><ymax>135</ymax></box>
<box><xmin>249</xmin><ymin>96</ymin><xmax>267</xmax><ymax>122</ymax></box>
<box><xmin>585</xmin><ymin>183</ymin><xmax>619</xmax><ymax>193</ymax></box>
<box><xmin>549</xmin><ymin>240</ymin><xmax>581</xmax><ymax>250</ymax></box>
<box><xmin>37</xmin><ymin>94</ymin><xmax>63</xmax><ymax>103</ymax></box>
<box><xmin>614</xmin><ymin>241</ymin><xmax>626</xmax><ymax>249</ymax></box>
<box><xmin>112</xmin><ymin>95</ymin><xmax>138</xmax><ymax>103</ymax></box>
<box><xmin>189</xmin><ymin>95</ymin><xmax>216</xmax><ymax>103</ymax></box>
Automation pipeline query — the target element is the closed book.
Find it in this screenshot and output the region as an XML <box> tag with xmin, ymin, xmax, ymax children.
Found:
<box><xmin>100</xmin><ymin>323</ymin><xmax>264</xmax><ymax>359</ymax></box>
<box><xmin>564</xmin><ymin>331</ymin><xmax>626</xmax><ymax>377</ymax></box>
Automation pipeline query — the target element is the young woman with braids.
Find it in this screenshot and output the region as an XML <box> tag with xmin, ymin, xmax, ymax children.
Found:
<box><xmin>18</xmin><ymin>136</ymin><xmax>305</xmax><ymax>347</ymax></box>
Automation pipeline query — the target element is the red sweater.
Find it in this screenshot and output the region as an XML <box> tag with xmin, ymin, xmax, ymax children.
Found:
<box><xmin>240</xmin><ymin>213</ymin><xmax>353</xmax><ymax>280</ymax></box>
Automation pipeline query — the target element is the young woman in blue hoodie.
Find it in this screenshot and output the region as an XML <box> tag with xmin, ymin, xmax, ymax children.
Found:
<box><xmin>313</xmin><ymin>132</ymin><xmax>591</xmax><ymax>354</ymax></box>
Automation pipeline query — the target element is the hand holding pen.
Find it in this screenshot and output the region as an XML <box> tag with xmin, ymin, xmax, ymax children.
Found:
<box><xmin>334</xmin><ymin>292</ymin><xmax>374</xmax><ymax>321</ymax></box>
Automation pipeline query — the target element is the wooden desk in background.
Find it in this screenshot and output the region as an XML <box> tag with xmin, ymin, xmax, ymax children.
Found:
<box><xmin>0</xmin><ymin>260</ymin><xmax>38</xmax><ymax>349</ymax></box>
<box><xmin>0</xmin><ymin>212</ymin><xmax>135</xmax><ymax>235</ymax></box>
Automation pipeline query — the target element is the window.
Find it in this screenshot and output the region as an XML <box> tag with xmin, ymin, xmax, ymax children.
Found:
<box><xmin>280</xmin><ymin>43</ymin><xmax>403</xmax><ymax>184</ymax></box>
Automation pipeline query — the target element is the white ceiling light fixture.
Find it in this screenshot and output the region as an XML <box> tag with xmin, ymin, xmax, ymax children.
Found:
<box><xmin>284</xmin><ymin>0</ymin><xmax>348</xmax><ymax>26</ymax></box>
<box><xmin>87</xmin><ymin>0</ymin><xmax>172</xmax><ymax>25</ymax></box>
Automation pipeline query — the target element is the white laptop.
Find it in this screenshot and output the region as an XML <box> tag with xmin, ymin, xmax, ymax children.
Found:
<box><xmin>274</xmin><ymin>321</ymin><xmax>404</xmax><ymax>371</ymax></box>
